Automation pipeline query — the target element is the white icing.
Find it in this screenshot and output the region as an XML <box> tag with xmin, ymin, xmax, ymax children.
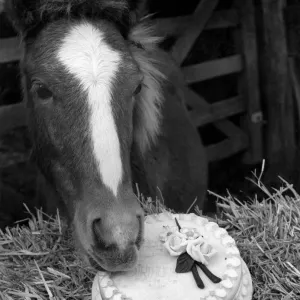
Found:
<box><xmin>226</xmin><ymin>257</ymin><xmax>241</xmax><ymax>267</ymax></box>
<box><xmin>103</xmin><ymin>286</ymin><xmax>117</xmax><ymax>298</ymax></box>
<box><xmin>165</xmin><ymin>212</ymin><xmax>173</xmax><ymax>219</ymax></box>
<box><xmin>214</xmin><ymin>228</ymin><xmax>227</xmax><ymax>239</ymax></box>
<box><xmin>196</xmin><ymin>218</ymin><xmax>207</xmax><ymax>226</ymax></box>
<box><xmin>224</xmin><ymin>269</ymin><xmax>238</xmax><ymax>278</ymax></box>
<box><xmin>180</xmin><ymin>214</ymin><xmax>190</xmax><ymax>220</ymax></box>
<box><xmin>178</xmin><ymin>214</ymin><xmax>185</xmax><ymax>220</ymax></box>
<box><xmin>236</xmin><ymin>262</ymin><xmax>253</xmax><ymax>300</ymax></box>
<box><xmin>226</xmin><ymin>247</ymin><xmax>240</xmax><ymax>255</ymax></box>
<box><xmin>92</xmin><ymin>273</ymin><xmax>103</xmax><ymax>300</ymax></box>
<box><xmin>220</xmin><ymin>279</ymin><xmax>233</xmax><ymax>289</ymax></box>
<box><xmin>100</xmin><ymin>276</ymin><xmax>112</xmax><ymax>288</ymax></box>
<box><xmin>243</xmin><ymin>277</ymin><xmax>249</xmax><ymax>285</ymax></box>
<box><xmin>189</xmin><ymin>213</ymin><xmax>198</xmax><ymax>219</ymax></box>
<box><xmin>215</xmin><ymin>288</ymin><xmax>227</xmax><ymax>298</ymax></box>
<box><xmin>205</xmin><ymin>222</ymin><xmax>219</xmax><ymax>232</ymax></box>
<box><xmin>222</xmin><ymin>236</ymin><xmax>236</xmax><ymax>247</ymax></box>
<box><xmin>157</xmin><ymin>213</ymin><xmax>170</xmax><ymax>221</ymax></box>
<box><xmin>93</xmin><ymin>213</ymin><xmax>250</xmax><ymax>300</ymax></box>
<box><xmin>242</xmin><ymin>286</ymin><xmax>247</xmax><ymax>296</ymax></box>
<box><xmin>112</xmin><ymin>293</ymin><xmax>123</xmax><ymax>300</ymax></box>
<box><xmin>201</xmin><ymin>290</ymin><xmax>210</xmax><ymax>298</ymax></box>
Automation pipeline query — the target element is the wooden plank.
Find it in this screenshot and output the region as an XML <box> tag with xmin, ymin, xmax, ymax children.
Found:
<box><xmin>183</xmin><ymin>86</ymin><xmax>209</xmax><ymax>111</ymax></box>
<box><xmin>154</xmin><ymin>9</ymin><xmax>239</xmax><ymax>37</ymax></box>
<box><xmin>289</xmin><ymin>58</ymin><xmax>300</xmax><ymax>128</ymax></box>
<box><xmin>0</xmin><ymin>0</ymin><xmax>4</xmax><ymax>13</ymax></box>
<box><xmin>214</xmin><ymin>119</ymin><xmax>246</xmax><ymax>138</ymax></box>
<box><xmin>235</xmin><ymin>0</ymin><xmax>263</xmax><ymax>164</ymax></box>
<box><xmin>207</xmin><ymin>9</ymin><xmax>239</xmax><ymax>30</ymax></box>
<box><xmin>285</xmin><ymin>5</ymin><xmax>300</xmax><ymax>55</ymax></box>
<box><xmin>207</xmin><ymin>134</ymin><xmax>248</xmax><ymax>162</ymax></box>
<box><xmin>288</xmin><ymin>57</ymin><xmax>300</xmax><ymax>189</ymax></box>
<box><xmin>183</xmin><ymin>86</ymin><xmax>248</xmax><ymax>161</ymax></box>
<box><xmin>182</xmin><ymin>55</ymin><xmax>243</xmax><ymax>83</ymax></box>
<box><xmin>259</xmin><ymin>0</ymin><xmax>296</xmax><ymax>176</ymax></box>
<box><xmin>190</xmin><ymin>96</ymin><xmax>245</xmax><ymax>126</ymax></box>
<box><xmin>212</xmin><ymin>119</ymin><xmax>249</xmax><ymax>162</ymax></box>
<box><xmin>171</xmin><ymin>0</ymin><xmax>219</xmax><ymax>65</ymax></box>
<box><xmin>0</xmin><ymin>37</ymin><xmax>23</xmax><ymax>63</ymax></box>
<box><xmin>0</xmin><ymin>103</ymin><xmax>27</xmax><ymax>136</ymax></box>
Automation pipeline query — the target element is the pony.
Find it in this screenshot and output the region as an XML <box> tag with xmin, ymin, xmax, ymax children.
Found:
<box><xmin>4</xmin><ymin>0</ymin><xmax>208</xmax><ymax>272</ymax></box>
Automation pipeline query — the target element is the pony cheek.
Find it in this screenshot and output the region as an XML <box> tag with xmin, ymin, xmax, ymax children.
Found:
<box><xmin>53</xmin><ymin>161</ymin><xmax>81</xmax><ymax>199</ymax></box>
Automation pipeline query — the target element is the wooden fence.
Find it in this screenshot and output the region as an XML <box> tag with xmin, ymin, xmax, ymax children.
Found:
<box><xmin>0</xmin><ymin>0</ymin><xmax>264</xmax><ymax>164</ymax></box>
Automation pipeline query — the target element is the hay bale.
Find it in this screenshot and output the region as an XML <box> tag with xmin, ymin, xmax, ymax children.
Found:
<box><xmin>0</xmin><ymin>178</ymin><xmax>299</xmax><ymax>299</ymax></box>
<box><xmin>209</xmin><ymin>174</ymin><xmax>300</xmax><ymax>300</ymax></box>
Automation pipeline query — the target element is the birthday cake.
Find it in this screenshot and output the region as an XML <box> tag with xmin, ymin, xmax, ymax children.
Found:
<box><xmin>92</xmin><ymin>213</ymin><xmax>253</xmax><ymax>300</ymax></box>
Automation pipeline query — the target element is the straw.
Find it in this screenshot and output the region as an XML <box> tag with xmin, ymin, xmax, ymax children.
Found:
<box><xmin>0</xmin><ymin>174</ymin><xmax>299</xmax><ymax>299</ymax></box>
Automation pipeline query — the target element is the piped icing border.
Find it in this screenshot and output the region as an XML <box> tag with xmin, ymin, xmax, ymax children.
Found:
<box><xmin>235</xmin><ymin>260</ymin><xmax>253</xmax><ymax>300</ymax></box>
<box><xmin>92</xmin><ymin>213</ymin><xmax>252</xmax><ymax>300</ymax></box>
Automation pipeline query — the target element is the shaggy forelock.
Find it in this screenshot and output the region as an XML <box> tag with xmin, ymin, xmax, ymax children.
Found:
<box><xmin>4</xmin><ymin>0</ymin><xmax>135</xmax><ymax>37</ymax></box>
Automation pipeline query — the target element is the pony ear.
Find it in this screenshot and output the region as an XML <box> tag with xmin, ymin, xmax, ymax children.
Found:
<box><xmin>4</xmin><ymin>0</ymin><xmax>36</xmax><ymax>35</ymax></box>
<box><xmin>4</xmin><ymin>0</ymin><xmax>133</xmax><ymax>37</ymax></box>
<box><xmin>129</xmin><ymin>21</ymin><xmax>167</xmax><ymax>155</ymax></box>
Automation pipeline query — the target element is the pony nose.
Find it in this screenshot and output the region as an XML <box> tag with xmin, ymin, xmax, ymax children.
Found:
<box><xmin>92</xmin><ymin>208</ymin><xmax>144</xmax><ymax>251</ymax></box>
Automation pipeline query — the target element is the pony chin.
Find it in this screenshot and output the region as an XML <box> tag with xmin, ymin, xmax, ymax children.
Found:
<box><xmin>129</xmin><ymin>20</ymin><xmax>168</xmax><ymax>155</ymax></box>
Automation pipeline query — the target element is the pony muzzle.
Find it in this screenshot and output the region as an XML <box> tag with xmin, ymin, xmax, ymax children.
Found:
<box><xmin>74</xmin><ymin>190</ymin><xmax>144</xmax><ymax>272</ymax></box>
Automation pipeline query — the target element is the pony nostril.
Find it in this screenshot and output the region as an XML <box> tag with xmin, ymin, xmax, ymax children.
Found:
<box><xmin>92</xmin><ymin>218</ymin><xmax>102</xmax><ymax>238</ymax></box>
<box><xmin>92</xmin><ymin>218</ymin><xmax>108</xmax><ymax>249</ymax></box>
<box><xmin>92</xmin><ymin>218</ymin><xmax>118</xmax><ymax>251</ymax></box>
<box><xmin>135</xmin><ymin>215</ymin><xmax>144</xmax><ymax>248</ymax></box>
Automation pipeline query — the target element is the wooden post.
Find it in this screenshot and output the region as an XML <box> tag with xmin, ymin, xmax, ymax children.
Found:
<box><xmin>235</xmin><ymin>0</ymin><xmax>263</xmax><ymax>164</ymax></box>
<box><xmin>259</xmin><ymin>0</ymin><xmax>296</xmax><ymax>177</ymax></box>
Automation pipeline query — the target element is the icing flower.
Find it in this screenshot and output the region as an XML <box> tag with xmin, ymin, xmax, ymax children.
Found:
<box><xmin>186</xmin><ymin>237</ymin><xmax>217</xmax><ymax>265</ymax></box>
<box><xmin>180</xmin><ymin>227</ymin><xmax>200</xmax><ymax>240</ymax></box>
<box><xmin>164</xmin><ymin>231</ymin><xmax>188</xmax><ymax>256</ymax></box>
<box><xmin>160</xmin><ymin>217</ymin><xmax>222</xmax><ymax>290</ymax></box>
<box><xmin>159</xmin><ymin>225</ymin><xmax>178</xmax><ymax>242</ymax></box>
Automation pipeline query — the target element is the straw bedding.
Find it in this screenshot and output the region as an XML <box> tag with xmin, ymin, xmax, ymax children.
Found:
<box><xmin>0</xmin><ymin>175</ymin><xmax>299</xmax><ymax>300</ymax></box>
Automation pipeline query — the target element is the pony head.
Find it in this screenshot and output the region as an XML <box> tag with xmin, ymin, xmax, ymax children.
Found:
<box><xmin>5</xmin><ymin>0</ymin><xmax>166</xmax><ymax>271</ymax></box>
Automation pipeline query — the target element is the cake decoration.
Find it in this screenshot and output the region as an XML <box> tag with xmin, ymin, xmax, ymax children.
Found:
<box><xmin>161</xmin><ymin>218</ymin><xmax>221</xmax><ymax>289</ymax></box>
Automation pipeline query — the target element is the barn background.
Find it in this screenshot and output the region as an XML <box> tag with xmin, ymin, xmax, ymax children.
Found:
<box><xmin>1</xmin><ymin>0</ymin><xmax>300</xmax><ymax>225</ymax></box>
<box><xmin>0</xmin><ymin>0</ymin><xmax>300</xmax><ymax>299</ymax></box>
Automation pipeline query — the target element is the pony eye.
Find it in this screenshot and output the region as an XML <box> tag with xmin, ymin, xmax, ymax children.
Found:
<box><xmin>134</xmin><ymin>83</ymin><xmax>142</xmax><ymax>96</ymax></box>
<box><xmin>35</xmin><ymin>83</ymin><xmax>53</xmax><ymax>100</ymax></box>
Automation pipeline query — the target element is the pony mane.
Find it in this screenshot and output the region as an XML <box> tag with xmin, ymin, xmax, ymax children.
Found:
<box><xmin>129</xmin><ymin>19</ymin><xmax>169</xmax><ymax>155</ymax></box>
<box><xmin>4</xmin><ymin>0</ymin><xmax>144</xmax><ymax>37</ymax></box>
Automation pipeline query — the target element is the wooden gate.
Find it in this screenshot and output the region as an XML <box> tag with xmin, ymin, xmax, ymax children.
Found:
<box><xmin>154</xmin><ymin>0</ymin><xmax>263</xmax><ymax>163</ymax></box>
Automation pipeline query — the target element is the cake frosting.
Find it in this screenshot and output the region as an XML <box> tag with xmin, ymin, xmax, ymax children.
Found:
<box><xmin>92</xmin><ymin>213</ymin><xmax>253</xmax><ymax>300</ymax></box>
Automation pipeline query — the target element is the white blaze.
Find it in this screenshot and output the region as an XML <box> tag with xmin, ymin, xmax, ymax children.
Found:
<box><xmin>58</xmin><ymin>22</ymin><xmax>122</xmax><ymax>196</ymax></box>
